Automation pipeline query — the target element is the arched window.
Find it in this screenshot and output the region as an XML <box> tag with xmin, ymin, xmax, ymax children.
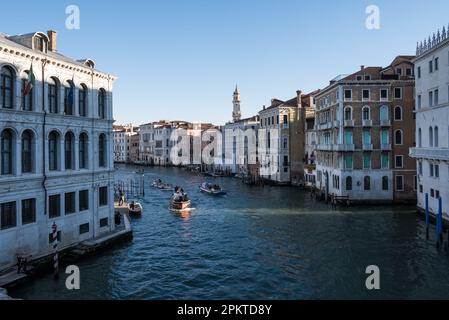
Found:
<box><xmin>22</xmin><ymin>70</ymin><xmax>33</xmax><ymax>111</ymax></box>
<box><xmin>21</xmin><ymin>130</ymin><xmax>33</xmax><ymax>173</ymax></box>
<box><xmin>98</xmin><ymin>89</ymin><xmax>106</xmax><ymax>119</ymax></box>
<box><xmin>48</xmin><ymin>131</ymin><xmax>59</xmax><ymax>171</ymax></box>
<box><xmin>418</xmin><ymin>128</ymin><xmax>422</xmax><ymax>147</ymax></box>
<box><xmin>79</xmin><ymin>84</ymin><xmax>88</xmax><ymax>117</ymax></box>
<box><xmin>394</xmin><ymin>106</ymin><xmax>402</xmax><ymax>121</ymax></box>
<box><xmin>395</xmin><ymin>130</ymin><xmax>403</xmax><ymax>145</ymax></box>
<box><xmin>1</xmin><ymin>129</ymin><xmax>13</xmax><ymax>174</ymax></box>
<box><xmin>382</xmin><ymin>176</ymin><xmax>389</xmax><ymax>191</ymax></box>
<box><xmin>380</xmin><ymin>105</ymin><xmax>389</xmax><ymax>121</ymax></box>
<box><xmin>362</xmin><ymin>106</ymin><xmax>370</xmax><ymax>120</ymax></box>
<box><xmin>364</xmin><ymin>176</ymin><xmax>371</xmax><ymax>191</ymax></box>
<box><xmin>48</xmin><ymin>77</ymin><xmax>59</xmax><ymax>114</ymax></box>
<box><xmin>64</xmin><ymin>132</ymin><xmax>74</xmax><ymax>170</ymax></box>
<box><xmin>64</xmin><ymin>80</ymin><xmax>74</xmax><ymax>115</ymax></box>
<box><xmin>79</xmin><ymin>133</ymin><xmax>88</xmax><ymax>169</ymax></box>
<box><xmin>1</xmin><ymin>66</ymin><xmax>15</xmax><ymax>109</ymax></box>
<box><xmin>346</xmin><ymin>176</ymin><xmax>352</xmax><ymax>191</ymax></box>
<box><xmin>99</xmin><ymin>133</ymin><xmax>106</xmax><ymax>167</ymax></box>
<box><xmin>344</xmin><ymin>107</ymin><xmax>352</xmax><ymax>121</ymax></box>
<box><xmin>434</xmin><ymin>126</ymin><xmax>439</xmax><ymax>147</ymax></box>
<box><xmin>429</xmin><ymin>127</ymin><xmax>434</xmax><ymax>147</ymax></box>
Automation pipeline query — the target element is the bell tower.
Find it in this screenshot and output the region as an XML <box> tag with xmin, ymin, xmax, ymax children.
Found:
<box><xmin>232</xmin><ymin>85</ymin><xmax>241</xmax><ymax>122</ymax></box>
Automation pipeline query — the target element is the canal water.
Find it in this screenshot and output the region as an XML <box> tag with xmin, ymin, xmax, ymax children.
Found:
<box><xmin>10</xmin><ymin>165</ymin><xmax>449</xmax><ymax>299</ymax></box>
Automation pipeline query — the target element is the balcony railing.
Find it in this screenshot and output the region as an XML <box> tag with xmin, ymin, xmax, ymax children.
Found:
<box><xmin>344</xmin><ymin>120</ymin><xmax>354</xmax><ymax>127</ymax></box>
<box><xmin>363</xmin><ymin>144</ymin><xmax>373</xmax><ymax>151</ymax></box>
<box><xmin>317</xmin><ymin>144</ymin><xmax>333</xmax><ymax>151</ymax></box>
<box><xmin>380</xmin><ymin>119</ymin><xmax>391</xmax><ymax>127</ymax></box>
<box><xmin>334</xmin><ymin>144</ymin><xmax>355</xmax><ymax>152</ymax></box>
<box><xmin>362</xmin><ymin>120</ymin><xmax>373</xmax><ymax>127</ymax></box>
<box><xmin>410</xmin><ymin>147</ymin><xmax>449</xmax><ymax>161</ymax></box>
<box><xmin>381</xmin><ymin>143</ymin><xmax>392</xmax><ymax>150</ymax></box>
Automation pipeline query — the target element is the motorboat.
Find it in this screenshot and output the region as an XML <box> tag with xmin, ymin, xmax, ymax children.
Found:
<box><xmin>199</xmin><ymin>182</ymin><xmax>226</xmax><ymax>196</ymax></box>
<box><xmin>128</xmin><ymin>201</ymin><xmax>143</xmax><ymax>217</ymax></box>
<box><xmin>152</xmin><ymin>179</ymin><xmax>174</xmax><ymax>191</ymax></box>
<box><xmin>170</xmin><ymin>191</ymin><xmax>193</xmax><ymax>213</ymax></box>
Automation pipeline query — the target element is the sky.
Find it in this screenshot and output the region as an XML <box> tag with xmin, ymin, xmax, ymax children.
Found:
<box><xmin>1</xmin><ymin>0</ymin><xmax>449</xmax><ymax>125</ymax></box>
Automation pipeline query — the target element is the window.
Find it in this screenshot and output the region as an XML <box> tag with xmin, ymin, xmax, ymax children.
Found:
<box><xmin>64</xmin><ymin>132</ymin><xmax>74</xmax><ymax>170</ymax></box>
<box><xmin>1</xmin><ymin>201</ymin><xmax>16</xmax><ymax>230</ymax></box>
<box><xmin>65</xmin><ymin>192</ymin><xmax>76</xmax><ymax>214</ymax></box>
<box><xmin>48</xmin><ymin>77</ymin><xmax>59</xmax><ymax>114</ymax></box>
<box><xmin>79</xmin><ymin>190</ymin><xmax>89</xmax><ymax>212</ymax></box>
<box><xmin>394</xmin><ymin>106</ymin><xmax>402</xmax><ymax>120</ymax></box>
<box><xmin>99</xmin><ymin>186</ymin><xmax>108</xmax><ymax>206</ymax></box>
<box><xmin>345</xmin><ymin>176</ymin><xmax>352</xmax><ymax>191</ymax></box>
<box><xmin>380</xmin><ymin>89</ymin><xmax>388</xmax><ymax>101</ymax></box>
<box><xmin>396</xmin><ymin>68</ymin><xmax>402</xmax><ymax>76</ymax></box>
<box><xmin>98</xmin><ymin>89</ymin><xmax>106</xmax><ymax>119</ymax></box>
<box><xmin>356</xmin><ymin>75</ymin><xmax>362</xmax><ymax>81</ymax></box>
<box><xmin>283</xmin><ymin>138</ymin><xmax>288</xmax><ymax>149</ymax></box>
<box><xmin>283</xmin><ymin>155</ymin><xmax>289</xmax><ymax>167</ymax></box>
<box><xmin>99</xmin><ymin>134</ymin><xmax>107</xmax><ymax>167</ymax></box>
<box><xmin>22</xmin><ymin>71</ymin><xmax>33</xmax><ymax>111</ymax></box>
<box><xmin>100</xmin><ymin>217</ymin><xmax>108</xmax><ymax>228</ymax></box>
<box><xmin>344</xmin><ymin>130</ymin><xmax>353</xmax><ymax>144</ymax></box>
<box><xmin>79</xmin><ymin>133</ymin><xmax>88</xmax><ymax>169</ymax></box>
<box><xmin>434</xmin><ymin>126</ymin><xmax>439</xmax><ymax>147</ymax></box>
<box><xmin>417</xmin><ymin>66</ymin><xmax>421</xmax><ymax>78</ymax></box>
<box><xmin>1</xmin><ymin>66</ymin><xmax>14</xmax><ymax>109</ymax></box>
<box><xmin>382</xmin><ymin>176</ymin><xmax>389</xmax><ymax>191</ymax></box>
<box><xmin>418</xmin><ymin>161</ymin><xmax>423</xmax><ymax>175</ymax></box>
<box><xmin>381</xmin><ymin>153</ymin><xmax>389</xmax><ymax>169</ymax></box>
<box><xmin>48</xmin><ymin>194</ymin><xmax>61</xmax><ymax>218</ymax></box>
<box><xmin>406</xmin><ymin>68</ymin><xmax>413</xmax><ymax>76</ymax></box>
<box><xmin>344</xmin><ymin>90</ymin><xmax>352</xmax><ymax>101</ymax></box>
<box><xmin>362</xmin><ymin>89</ymin><xmax>370</xmax><ymax>101</ymax></box>
<box><xmin>396</xmin><ymin>176</ymin><xmax>404</xmax><ymax>191</ymax></box>
<box><xmin>363</xmin><ymin>154</ymin><xmax>371</xmax><ymax>169</ymax></box>
<box><xmin>419</xmin><ymin>185</ymin><xmax>423</xmax><ymax>193</ymax></box>
<box><xmin>429</xmin><ymin>60</ymin><xmax>433</xmax><ymax>73</ymax></box>
<box><xmin>435</xmin><ymin>164</ymin><xmax>440</xmax><ymax>178</ymax></box>
<box><xmin>22</xmin><ymin>130</ymin><xmax>33</xmax><ymax>173</ymax></box>
<box><xmin>417</xmin><ymin>95</ymin><xmax>421</xmax><ymax>109</ymax></box>
<box><xmin>429</xmin><ymin>127</ymin><xmax>434</xmax><ymax>147</ymax></box>
<box><xmin>21</xmin><ymin>198</ymin><xmax>36</xmax><ymax>225</ymax></box>
<box><xmin>79</xmin><ymin>223</ymin><xmax>89</xmax><ymax>235</ymax></box>
<box><xmin>344</xmin><ymin>155</ymin><xmax>353</xmax><ymax>169</ymax></box>
<box><xmin>1</xmin><ymin>129</ymin><xmax>13</xmax><ymax>175</ymax></box>
<box><xmin>436</xmin><ymin>190</ymin><xmax>440</xmax><ymax>199</ymax></box>
<box><xmin>381</xmin><ymin>129</ymin><xmax>389</xmax><ymax>145</ymax></box>
<box><xmin>33</xmin><ymin>36</ymin><xmax>46</xmax><ymax>52</ymax></box>
<box><xmin>48</xmin><ymin>131</ymin><xmax>59</xmax><ymax>171</ymax></box>
<box><xmin>435</xmin><ymin>57</ymin><xmax>439</xmax><ymax>71</ymax></box>
<box><xmin>434</xmin><ymin>89</ymin><xmax>439</xmax><ymax>106</ymax></box>
<box><xmin>380</xmin><ymin>105</ymin><xmax>389</xmax><ymax>121</ymax></box>
<box><xmin>394</xmin><ymin>88</ymin><xmax>402</xmax><ymax>99</ymax></box>
<box><xmin>418</xmin><ymin>128</ymin><xmax>422</xmax><ymax>147</ymax></box>
<box><xmin>363</xmin><ymin>130</ymin><xmax>371</xmax><ymax>145</ymax></box>
<box><xmin>362</xmin><ymin>106</ymin><xmax>370</xmax><ymax>120</ymax></box>
<box><xmin>430</xmin><ymin>163</ymin><xmax>434</xmax><ymax>177</ymax></box>
<box><xmin>429</xmin><ymin>91</ymin><xmax>434</xmax><ymax>107</ymax></box>
<box><xmin>344</xmin><ymin>107</ymin><xmax>352</xmax><ymax>120</ymax></box>
<box><xmin>364</xmin><ymin>176</ymin><xmax>371</xmax><ymax>191</ymax></box>
<box><xmin>79</xmin><ymin>84</ymin><xmax>87</xmax><ymax>117</ymax></box>
<box><xmin>395</xmin><ymin>155</ymin><xmax>404</xmax><ymax>168</ymax></box>
<box><xmin>364</xmin><ymin>75</ymin><xmax>371</xmax><ymax>81</ymax></box>
<box><xmin>395</xmin><ymin>130</ymin><xmax>403</xmax><ymax>145</ymax></box>
<box><xmin>283</xmin><ymin>114</ymin><xmax>288</xmax><ymax>124</ymax></box>
<box><xmin>64</xmin><ymin>80</ymin><xmax>74</xmax><ymax>115</ymax></box>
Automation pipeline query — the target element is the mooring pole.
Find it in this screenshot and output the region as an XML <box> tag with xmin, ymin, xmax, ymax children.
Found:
<box><xmin>425</xmin><ymin>193</ymin><xmax>429</xmax><ymax>239</ymax></box>
<box><xmin>438</xmin><ymin>197</ymin><xmax>443</xmax><ymax>247</ymax></box>
<box><xmin>52</xmin><ymin>222</ymin><xmax>59</xmax><ymax>280</ymax></box>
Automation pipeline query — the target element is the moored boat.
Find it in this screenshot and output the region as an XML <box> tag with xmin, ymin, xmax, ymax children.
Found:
<box><xmin>128</xmin><ymin>201</ymin><xmax>143</xmax><ymax>217</ymax></box>
<box><xmin>199</xmin><ymin>182</ymin><xmax>227</xmax><ymax>196</ymax></box>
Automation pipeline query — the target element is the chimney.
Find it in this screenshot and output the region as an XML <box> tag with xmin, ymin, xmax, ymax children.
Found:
<box><xmin>360</xmin><ymin>65</ymin><xmax>365</xmax><ymax>70</ymax></box>
<box><xmin>47</xmin><ymin>30</ymin><xmax>57</xmax><ymax>52</ymax></box>
<box><xmin>296</xmin><ymin>90</ymin><xmax>303</xmax><ymax>108</ymax></box>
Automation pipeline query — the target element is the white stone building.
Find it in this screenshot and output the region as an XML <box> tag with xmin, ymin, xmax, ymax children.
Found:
<box><xmin>0</xmin><ymin>30</ymin><xmax>116</xmax><ymax>270</ymax></box>
<box><xmin>411</xmin><ymin>25</ymin><xmax>449</xmax><ymax>218</ymax></box>
<box><xmin>113</xmin><ymin>124</ymin><xmax>137</xmax><ymax>163</ymax></box>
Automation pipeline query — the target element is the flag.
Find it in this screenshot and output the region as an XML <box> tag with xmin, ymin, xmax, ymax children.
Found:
<box><xmin>23</xmin><ymin>63</ymin><xmax>35</xmax><ymax>97</ymax></box>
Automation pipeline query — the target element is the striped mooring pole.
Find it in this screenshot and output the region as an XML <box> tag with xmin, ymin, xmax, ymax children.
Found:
<box><xmin>52</xmin><ymin>222</ymin><xmax>59</xmax><ymax>280</ymax></box>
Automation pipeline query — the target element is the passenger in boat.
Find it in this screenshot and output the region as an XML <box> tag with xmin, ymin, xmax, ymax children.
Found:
<box><xmin>130</xmin><ymin>201</ymin><xmax>135</xmax><ymax>210</ymax></box>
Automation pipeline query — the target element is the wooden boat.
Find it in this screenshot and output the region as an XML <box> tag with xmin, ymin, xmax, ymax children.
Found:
<box><xmin>199</xmin><ymin>182</ymin><xmax>227</xmax><ymax>196</ymax></box>
<box><xmin>128</xmin><ymin>202</ymin><xmax>143</xmax><ymax>217</ymax></box>
<box><xmin>170</xmin><ymin>193</ymin><xmax>193</xmax><ymax>212</ymax></box>
<box><xmin>152</xmin><ymin>180</ymin><xmax>173</xmax><ymax>191</ymax></box>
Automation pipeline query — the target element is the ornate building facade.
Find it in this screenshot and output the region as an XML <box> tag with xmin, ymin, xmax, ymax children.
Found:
<box><xmin>0</xmin><ymin>30</ymin><xmax>116</xmax><ymax>269</ymax></box>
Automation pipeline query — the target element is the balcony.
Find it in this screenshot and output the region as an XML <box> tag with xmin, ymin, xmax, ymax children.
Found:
<box><xmin>362</xmin><ymin>120</ymin><xmax>373</xmax><ymax>127</ymax></box>
<box><xmin>334</xmin><ymin>144</ymin><xmax>355</xmax><ymax>152</ymax></box>
<box><xmin>333</xmin><ymin>120</ymin><xmax>340</xmax><ymax>128</ymax></box>
<box><xmin>410</xmin><ymin>147</ymin><xmax>449</xmax><ymax>161</ymax></box>
<box><xmin>344</xmin><ymin>120</ymin><xmax>354</xmax><ymax>127</ymax></box>
<box><xmin>381</xmin><ymin>143</ymin><xmax>392</xmax><ymax>150</ymax></box>
<box><xmin>380</xmin><ymin>119</ymin><xmax>391</xmax><ymax>127</ymax></box>
<box><xmin>363</xmin><ymin>144</ymin><xmax>373</xmax><ymax>151</ymax></box>
<box><xmin>317</xmin><ymin>144</ymin><xmax>333</xmax><ymax>151</ymax></box>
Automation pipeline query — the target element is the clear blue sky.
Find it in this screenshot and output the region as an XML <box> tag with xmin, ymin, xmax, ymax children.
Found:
<box><xmin>1</xmin><ymin>0</ymin><xmax>449</xmax><ymax>125</ymax></box>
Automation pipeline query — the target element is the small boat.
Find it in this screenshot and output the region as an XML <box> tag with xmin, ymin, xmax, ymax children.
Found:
<box><xmin>152</xmin><ymin>180</ymin><xmax>174</xmax><ymax>191</ymax></box>
<box><xmin>170</xmin><ymin>191</ymin><xmax>194</xmax><ymax>213</ymax></box>
<box><xmin>128</xmin><ymin>201</ymin><xmax>143</xmax><ymax>217</ymax></box>
<box><xmin>199</xmin><ymin>182</ymin><xmax>227</xmax><ymax>196</ymax></box>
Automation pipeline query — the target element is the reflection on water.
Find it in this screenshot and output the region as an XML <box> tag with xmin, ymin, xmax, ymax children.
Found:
<box><xmin>10</xmin><ymin>165</ymin><xmax>449</xmax><ymax>299</ymax></box>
